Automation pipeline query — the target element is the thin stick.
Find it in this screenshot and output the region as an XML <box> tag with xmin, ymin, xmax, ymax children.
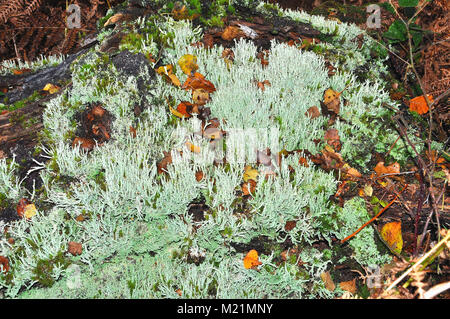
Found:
<box><xmin>385</xmin><ymin>230</ymin><xmax>450</xmax><ymax>292</ymax></box>
<box><xmin>340</xmin><ymin>183</ymin><xmax>408</xmax><ymax>244</ymax></box>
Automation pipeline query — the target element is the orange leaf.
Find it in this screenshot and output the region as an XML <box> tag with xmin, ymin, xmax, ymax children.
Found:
<box><xmin>409</xmin><ymin>95</ymin><xmax>433</xmax><ymax>115</ymax></box>
<box><xmin>221</xmin><ymin>26</ymin><xmax>243</xmax><ymax>41</ymax></box>
<box><xmin>380</xmin><ymin>221</ymin><xmax>403</xmax><ymax>254</ymax></box>
<box><xmin>374</xmin><ymin>161</ymin><xmax>400</xmax><ymax>177</ymax></box>
<box><xmin>176</xmin><ymin>101</ymin><xmax>194</xmax><ymax>118</ymax></box>
<box><xmin>339</xmin><ymin>278</ymin><xmax>357</xmax><ymax>294</ymax></box>
<box><xmin>243</xmin><ymin>249</ymin><xmax>262</xmax><ymax>269</ymax></box>
<box><xmin>185</xmin><ymin>141</ymin><xmax>201</xmax><ymax>153</ymax></box>
<box><xmin>182</xmin><ymin>73</ymin><xmax>216</xmax><ymax>93</ymax></box>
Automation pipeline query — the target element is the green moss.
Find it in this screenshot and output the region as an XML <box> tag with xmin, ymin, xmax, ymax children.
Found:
<box><xmin>31</xmin><ymin>251</ymin><xmax>71</xmax><ymax>288</ymax></box>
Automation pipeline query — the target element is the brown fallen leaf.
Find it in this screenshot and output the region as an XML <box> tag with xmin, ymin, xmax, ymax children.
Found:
<box><xmin>242</xmin><ymin>179</ymin><xmax>257</xmax><ymax>196</ymax></box>
<box><xmin>72</xmin><ymin>137</ymin><xmax>95</xmax><ymax>151</ymax></box>
<box><xmin>324</xmin><ymin>128</ymin><xmax>341</xmax><ymax>151</ymax></box>
<box><xmin>321</xmin><ymin>271</ymin><xmax>336</xmax><ymax>292</ymax></box>
<box><xmin>182</xmin><ymin>72</ymin><xmax>216</xmax><ymax>93</ymax></box>
<box><xmin>195</xmin><ymin>170</ymin><xmax>204</xmax><ymax>182</ymax></box>
<box><xmin>157</xmin><ymin>151</ymin><xmax>172</xmax><ymax>174</ymax></box>
<box><xmin>305</xmin><ymin>106</ymin><xmax>321</xmax><ymax>119</ymax></box>
<box><xmin>284</xmin><ymin>220</ymin><xmax>297</xmax><ymax>231</ymax></box>
<box><xmin>221</xmin><ymin>25</ymin><xmax>243</xmax><ymax>41</ymax></box>
<box><xmin>68</xmin><ymin>241</ymin><xmax>83</xmax><ymax>256</ymax></box>
<box><xmin>321</xmin><ymin>88</ymin><xmax>341</xmax><ymax>115</ymax></box>
<box><xmin>374</xmin><ymin>161</ymin><xmax>400</xmax><ymax>177</ymax></box>
<box><xmin>339</xmin><ymin>278</ymin><xmax>357</xmax><ymax>294</ymax></box>
<box><xmin>0</xmin><ymin>256</ymin><xmax>9</xmax><ymax>273</ymax></box>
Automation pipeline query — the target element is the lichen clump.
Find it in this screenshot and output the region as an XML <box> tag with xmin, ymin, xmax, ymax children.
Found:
<box><xmin>0</xmin><ymin>0</ymin><xmax>406</xmax><ymax>298</ymax></box>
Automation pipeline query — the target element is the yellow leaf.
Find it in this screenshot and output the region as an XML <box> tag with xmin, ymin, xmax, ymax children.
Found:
<box><xmin>169</xmin><ymin>105</ymin><xmax>188</xmax><ymax>118</ymax></box>
<box><xmin>178</xmin><ymin>54</ymin><xmax>198</xmax><ymax>75</ymax></box>
<box><xmin>168</xmin><ymin>73</ymin><xmax>181</xmax><ymax>87</ymax></box>
<box><xmin>381</xmin><ymin>221</ymin><xmax>403</xmax><ymax>254</ymax></box>
<box><xmin>23</xmin><ymin>204</ymin><xmax>37</xmax><ymax>219</ymax></box>
<box><xmin>243</xmin><ymin>249</ymin><xmax>262</xmax><ymax>269</ymax></box>
<box><xmin>185</xmin><ymin>141</ymin><xmax>201</xmax><ymax>153</ymax></box>
<box><xmin>243</xmin><ymin>165</ymin><xmax>259</xmax><ymax>182</ymax></box>
<box><xmin>42</xmin><ymin>83</ymin><xmax>61</xmax><ymax>94</ymax></box>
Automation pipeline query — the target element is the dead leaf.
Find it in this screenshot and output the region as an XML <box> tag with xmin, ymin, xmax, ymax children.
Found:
<box><xmin>156</xmin><ymin>65</ymin><xmax>181</xmax><ymax>87</ymax></box>
<box><xmin>171</xmin><ymin>101</ymin><xmax>193</xmax><ymax>118</ymax></box>
<box><xmin>256</xmin><ymin>80</ymin><xmax>271</xmax><ymax>91</ymax></box>
<box><xmin>322</xmin><ymin>88</ymin><xmax>341</xmax><ymax>115</ymax></box>
<box><xmin>374</xmin><ymin>161</ymin><xmax>400</xmax><ymax>177</ymax></box>
<box><xmin>72</xmin><ymin>137</ymin><xmax>95</xmax><ymax>151</ymax></box>
<box><xmin>284</xmin><ymin>220</ymin><xmax>297</xmax><ymax>231</ymax></box>
<box><xmin>104</xmin><ymin>13</ymin><xmax>125</xmax><ymax>26</ymax></box>
<box><xmin>0</xmin><ymin>256</ymin><xmax>9</xmax><ymax>273</ymax></box>
<box><xmin>324</xmin><ymin>128</ymin><xmax>340</xmax><ymax>151</ymax></box>
<box><xmin>243</xmin><ymin>249</ymin><xmax>262</xmax><ymax>269</ymax></box>
<box><xmin>409</xmin><ymin>94</ymin><xmax>433</xmax><ymax>115</ymax></box>
<box><xmin>17</xmin><ymin>198</ymin><xmax>37</xmax><ymax>219</ymax></box>
<box><xmin>192</xmin><ymin>88</ymin><xmax>210</xmax><ymax>105</ymax></box>
<box><xmin>256</xmin><ymin>50</ymin><xmax>269</xmax><ymax>67</ymax></box>
<box><xmin>242</xmin><ymin>179</ymin><xmax>257</xmax><ymax>196</ymax></box>
<box><xmin>186</xmin><ymin>141</ymin><xmax>201</xmax><ymax>153</ymax></box>
<box><xmin>182</xmin><ymin>72</ymin><xmax>216</xmax><ymax>93</ymax></box>
<box><xmin>157</xmin><ymin>151</ymin><xmax>172</xmax><ymax>174</ymax></box>
<box><xmin>178</xmin><ymin>54</ymin><xmax>198</xmax><ymax>75</ymax></box>
<box><xmin>321</xmin><ymin>271</ymin><xmax>336</xmax><ymax>291</ymax></box>
<box><xmin>68</xmin><ymin>241</ymin><xmax>83</xmax><ymax>256</ymax></box>
<box><xmin>195</xmin><ymin>170</ymin><xmax>204</xmax><ymax>182</ymax></box>
<box><xmin>243</xmin><ymin>165</ymin><xmax>259</xmax><ymax>182</ymax></box>
<box><xmin>129</xmin><ymin>126</ymin><xmax>137</xmax><ymax>138</ymax></box>
<box><xmin>221</xmin><ymin>25</ymin><xmax>243</xmax><ymax>41</ymax></box>
<box><xmin>42</xmin><ymin>83</ymin><xmax>61</xmax><ymax>94</ymax></box>
<box><xmin>339</xmin><ymin>278</ymin><xmax>357</xmax><ymax>294</ymax></box>
<box><xmin>12</xmin><ymin>68</ymin><xmax>31</xmax><ymax>75</ymax></box>
<box><xmin>305</xmin><ymin>106</ymin><xmax>321</xmax><ymax>119</ymax></box>
<box><xmin>380</xmin><ymin>221</ymin><xmax>403</xmax><ymax>254</ymax></box>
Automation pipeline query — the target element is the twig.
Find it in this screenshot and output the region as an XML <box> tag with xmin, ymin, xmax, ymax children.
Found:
<box><xmin>340</xmin><ymin>183</ymin><xmax>408</xmax><ymax>244</ymax></box>
<box><xmin>385</xmin><ymin>230</ymin><xmax>450</xmax><ymax>292</ymax></box>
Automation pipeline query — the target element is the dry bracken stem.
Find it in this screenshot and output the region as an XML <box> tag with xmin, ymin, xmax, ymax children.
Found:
<box><xmin>385</xmin><ymin>230</ymin><xmax>450</xmax><ymax>292</ymax></box>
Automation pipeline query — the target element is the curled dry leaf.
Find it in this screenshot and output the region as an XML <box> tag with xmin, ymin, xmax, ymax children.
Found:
<box><xmin>324</xmin><ymin>128</ymin><xmax>341</xmax><ymax>151</ymax></box>
<box><xmin>104</xmin><ymin>13</ymin><xmax>124</xmax><ymax>26</ymax></box>
<box><xmin>0</xmin><ymin>256</ymin><xmax>9</xmax><ymax>273</ymax></box>
<box><xmin>72</xmin><ymin>137</ymin><xmax>95</xmax><ymax>151</ymax></box>
<box><xmin>243</xmin><ymin>249</ymin><xmax>262</xmax><ymax>269</ymax></box>
<box><xmin>68</xmin><ymin>241</ymin><xmax>83</xmax><ymax>256</ymax></box>
<box><xmin>182</xmin><ymin>72</ymin><xmax>216</xmax><ymax>93</ymax></box>
<box><xmin>320</xmin><ymin>271</ymin><xmax>336</xmax><ymax>292</ymax></box>
<box><xmin>157</xmin><ymin>151</ymin><xmax>172</xmax><ymax>175</ymax></box>
<box><xmin>156</xmin><ymin>65</ymin><xmax>181</xmax><ymax>87</ymax></box>
<box><xmin>129</xmin><ymin>126</ymin><xmax>137</xmax><ymax>138</ymax></box>
<box><xmin>221</xmin><ymin>25</ymin><xmax>243</xmax><ymax>41</ymax></box>
<box><xmin>305</xmin><ymin>106</ymin><xmax>321</xmax><ymax>119</ymax></box>
<box><xmin>195</xmin><ymin>170</ymin><xmax>204</xmax><ymax>182</ymax></box>
<box><xmin>242</xmin><ymin>179</ymin><xmax>257</xmax><ymax>196</ymax></box>
<box><xmin>322</xmin><ymin>88</ymin><xmax>341</xmax><ymax>115</ymax></box>
<box><xmin>339</xmin><ymin>278</ymin><xmax>357</xmax><ymax>294</ymax></box>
